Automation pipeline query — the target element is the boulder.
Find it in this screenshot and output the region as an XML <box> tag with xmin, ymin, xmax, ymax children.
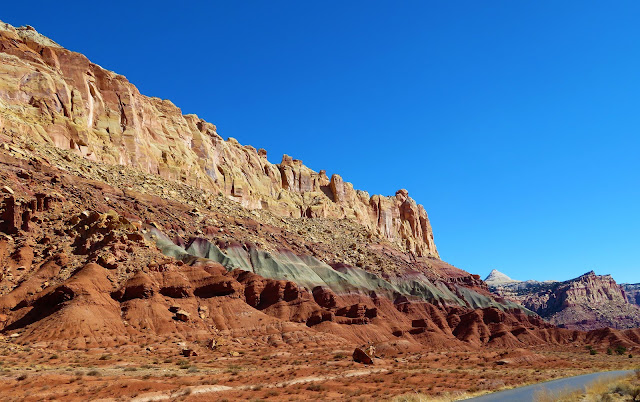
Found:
<box><xmin>353</xmin><ymin>346</ymin><xmax>375</xmax><ymax>365</ymax></box>
<box><xmin>175</xmin><ymin>310</ymin><xmax>190</xmax><ymax>322</ymax></box>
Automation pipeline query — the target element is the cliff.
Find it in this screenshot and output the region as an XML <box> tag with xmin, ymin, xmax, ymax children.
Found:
<box><xmin>486</xmin><ymin>270</ymin><xmax>640</xmax><ymax>330</ymax></box>
<box><xmin>3</xmin><ymin>21</ymin><xmax>640</xmax><ymax>354</ymax></box>
<box><xmin>622</xmin><ymin>283</ymin><xmax>640</xmax><ymax>306</ymax></box>
<box><xmin>0</xmin><ymin>21</ymin><xmax>437</xmax><ymax>259</ymax></box>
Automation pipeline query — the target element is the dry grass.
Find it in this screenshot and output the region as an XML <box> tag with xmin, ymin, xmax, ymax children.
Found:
<box><xmin>534</xmin><ymin>370</ymin><xmax>640</xmax><ymax>402</ymax></box>
<box><xmin>391</xmin><ymin>392</ymin><xmax>475</xmax><ymax>402</ymax></box>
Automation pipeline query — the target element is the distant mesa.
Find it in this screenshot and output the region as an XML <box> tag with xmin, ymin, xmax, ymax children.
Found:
<box><xmin>486</xmin><ymin>269</ymin><xmax>640</xmax><ymax>330</ymax></box>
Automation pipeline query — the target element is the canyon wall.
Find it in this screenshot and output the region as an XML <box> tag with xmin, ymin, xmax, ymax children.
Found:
<box><xmin>623</xmin><ymin>283</ymin><xmax>640</xmax><ymax>306</ymax></box>
<box><xmin>0</xmin><ymin>21</ymin><xmax>437</xmax><ymax>258</ymax></box>
<box><xmin>487</xmin><ymin>270</ymin><xmax>640</xmax><ymax>330</ymax></box>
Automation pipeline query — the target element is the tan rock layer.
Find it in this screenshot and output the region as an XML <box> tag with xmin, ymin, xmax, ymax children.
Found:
<box><xmin>0</xmin><ymin>21</ymin><xmax>438</xmax><ymax>258</ymax></box>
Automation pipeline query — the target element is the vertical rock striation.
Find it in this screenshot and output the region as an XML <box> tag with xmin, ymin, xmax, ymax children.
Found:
<box><xmin>0</xmin><ymin>21</ymin><xmax>438</xmax><ymax>258</ymax></box>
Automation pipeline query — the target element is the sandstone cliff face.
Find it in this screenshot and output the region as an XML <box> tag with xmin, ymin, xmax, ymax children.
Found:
<box><xmin>623</xmin><ymin>284</ymin><xmax>640</xmax><ymax>306</ymax></box>
<box><xmin>486</xmin><ymin>270</ymin><xmax>640</xmax><ymax>330</ymax></box>
<box><xmin>532</xmin><ymin>271</ymin><xmax>628</xmax><ymax>313</ymax></box>
<box><xmin>0</xmin><ymin>143</ymin><xmax>550</xmax><ymax>350</ymax></box>
<box><xmin>0</xmin><ymin>21</ymin><xmax>437</xmax><ymax>258</ymax></box>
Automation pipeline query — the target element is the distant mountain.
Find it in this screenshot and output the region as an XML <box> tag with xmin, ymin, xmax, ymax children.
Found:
<box><xmin>484</xmin><ymin>269</ymin><xmax>517</xmax><ymax>285</ymax></box>
<box><xmin>485</xmin><ymin>270</ymin><xmax>640</xmax><ymax>331</ymax></box>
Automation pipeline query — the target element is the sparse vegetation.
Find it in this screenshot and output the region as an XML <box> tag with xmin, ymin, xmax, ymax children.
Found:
<box><xmin>534</xmin><ymin>371</ymin><xmax>640</xmax><ymax>401</ymax></box>
<box><xmin>306</xmin><ymin>383</ymin><xmax>326</xmax><ymax>392</ymax></box>
<box><xmin>226</xmin><ymin>364</ymin><xmax>242</xmax><ymax>374</ymax></box>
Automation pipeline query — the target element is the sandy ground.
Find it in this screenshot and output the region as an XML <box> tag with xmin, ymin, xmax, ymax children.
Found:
<box><xmin>0</xmin><ymin>338</ymin><xmax>637</xmax><ymax>401</ymax></box>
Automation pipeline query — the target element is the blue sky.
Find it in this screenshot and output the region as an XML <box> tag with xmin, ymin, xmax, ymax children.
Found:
<box><xmin>3</xmin><ymin>1</ymin><xmax>639</xmax><ymax>283</ymax></box>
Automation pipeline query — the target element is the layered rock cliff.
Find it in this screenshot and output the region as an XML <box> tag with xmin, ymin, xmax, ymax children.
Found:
<box><xmin>623</xmin><ymin>283</ymin><xmax>640</xmax><ymax>306</ymax></box>
<box><xmin>486</xmin><ymin>270</ymin><xmax>640</xmax><ymax>330</ymax></box>
<box><xmin>0</xmin><ymin>21</ymin><xmax>437</xmax><ymax>259</ymax></box>
<box><xmin>3</xmin><ymin>20</ymin><xmax>640</xmax><ymax>353</ymax></box>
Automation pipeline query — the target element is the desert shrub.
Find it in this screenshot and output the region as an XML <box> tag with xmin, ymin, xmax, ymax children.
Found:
<box><xmin>87</xmin><ymin>370</ymin><xmax>100</xmax><ymax>376</ymax></box>
<box><xmin>306</xmin><ymin>383</ymin><xmax>326</xmax><ymax>392</ymax></box>
<box><xmin>226</xmin><ymin>364</ymin><xmax>242</xmax><ymax>373</ymax></box>
<box><xmin>590</xmin><ymin>349</ymin><xmax>598</xmax><ymax>355</ymax></box>
<box><xmin>16</xmin><ymin>374</ymin><xmax>28</xmax><ymax>381</ymax></box>
<box><xmin>611</xmin><ymin>382</ymin><xmax>635</xmax><ymax>396</ymax></box>
<box><xmin>177</xmin><ymin>360</ymin><xmax>190</xmax><ymax>369</ymax></box>
<box><xmin>615</xmin><ymin>346</ymin><xmax>627</xmax><ymax>355</ymax></box>
<box><xmin>391</xmin><ymin>393</ymin><xmax>430</xmax><ymax>402</ymax></box>
<box><xmin>607</xmin><ymin>348</ymin><xmax>613</xmax><ymax>355</ymax></box>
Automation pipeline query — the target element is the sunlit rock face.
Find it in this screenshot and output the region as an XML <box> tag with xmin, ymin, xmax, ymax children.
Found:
<box><xmin>486</xmin><ymin>270</ymin><xmax>640</xmax><ymax>330</ymax></box>
<box><xmin>0</xmin><ymin>21</ymin><xmax>438</xmax><ymax>259</ymax></box>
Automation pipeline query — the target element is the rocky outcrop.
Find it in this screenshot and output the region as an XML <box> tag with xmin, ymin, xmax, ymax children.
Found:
<box><xmin>0</xmin><ymin>21</ymin><xmax>437</xmax><ymax>259</ymax></box>
<box><xmin>353</xmin><ymin>346</ymin><xmax>375</xmax><ymax>364</ymax></box>
<box><xmin>486</xmin><ymin>270</ymin><xmax>640</xmax><ymax>330</ymax></box>
<box><xmin>5</xmin><ymin>134</ymin><xmax>638</xmax><ymax>350</ymax></box>
<box><xmin>622</xmin><ymin>283</ymin><xmax>640</xmax><ymax>306</ymax></box>
<box><xmin>0</xmin><ymin>190</ymin><xmax>60</xmax><ymax>234</ymax></box>
<box><xmin>554</xmin><ymin>271</ymin><xmax>627</xmax><ymax>308</ymax></box>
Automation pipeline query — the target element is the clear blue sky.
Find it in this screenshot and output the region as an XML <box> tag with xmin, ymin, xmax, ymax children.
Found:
<box><xmin>3</xmin><ymin>1</ymin><xmax>639</xmax><ymax>283</ymax></box>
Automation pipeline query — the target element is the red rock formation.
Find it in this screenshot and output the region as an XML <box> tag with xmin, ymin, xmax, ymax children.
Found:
<box><xmin>623</xmin><ymin>283</ymin><xmax>640</xmax><ymax>306</ymax></box>
<box><xmin>0</xmin><ymin>21</ymin><xmax>438</xmax><ymax>258</ymax></box>
<box><xmin>0</xmin><ymin>21</ymin><xmax>638</xmax><ymax>355</ymax></box>
<box><xmin>488</xmin><ymin>270</ymin><xmax>640</xmax><ymax>330</ymax></box>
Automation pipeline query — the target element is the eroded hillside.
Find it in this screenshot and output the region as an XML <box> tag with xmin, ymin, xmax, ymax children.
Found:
<box><xmin>1</xmin><ymin>19</ymin><xmax>640</xmax><ymax>366</ymax></box>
